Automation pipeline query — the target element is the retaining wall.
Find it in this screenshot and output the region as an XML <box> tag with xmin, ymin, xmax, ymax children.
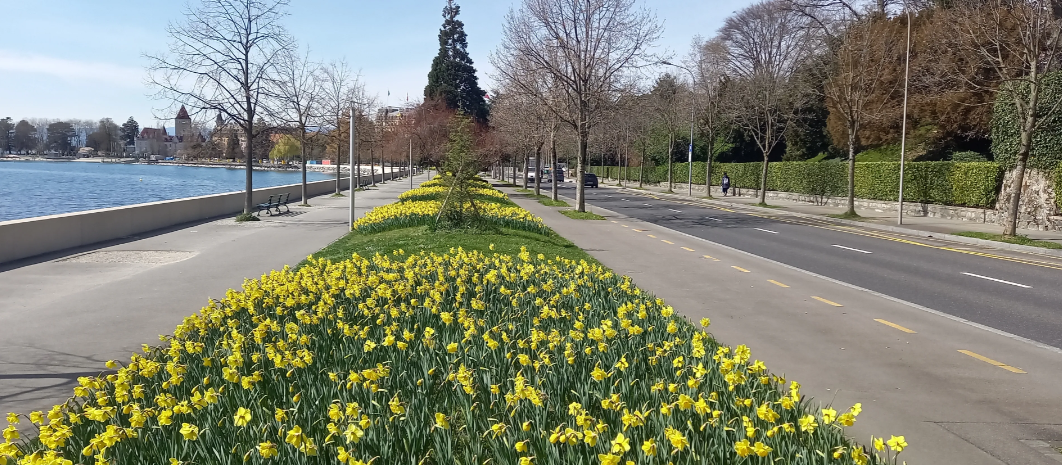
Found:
<box><xmin>0</xmin><ymin>169</ymin><xmax>407</xmax><ymax>265</ymax></box>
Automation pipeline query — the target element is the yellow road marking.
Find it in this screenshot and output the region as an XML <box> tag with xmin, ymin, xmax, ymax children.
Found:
<box><xmin>732</xmin><ymin>266</ymin><xmax>750</xmax><ymax>273</ymax></box>
<box><xmin>622</xmin><ymin>225</ymin><xmax>629</xmax><ymax>228</ymax></box>
<box><xmin>610</xmin><ymin>220</ymin><xmax>618</xmax><ymax>223</ymax></box>
<box><xmin>703</xmin><ymin>255</ymin><xmax>721</xmax><ymax>261</ymax></box>
<box><xmin>958</xmin><ymin>350</ymin><xmax>1026</xmax><ymax>374</ymax></box>
<box><xmin>681</xmin><ymin>247</ymin><xmax>695</xmax><ymax>252</ymax></box>
<box><xmin>767</xmin><ymin>280</ymin><xmax>790</xmax><ymax>288</ymax></box>
<box><xmin>647</xmin><ymin>234</ymin><xmax>657</xmax><ymax>238</ymax></box>
<box><xmin>633</xmin><ymin>229</ymin><xmax>648</xmax><ymax>232</ymax></box>
<box><xmin>811</xmin><ymin>296</ymin><xmax>843</xmax><ymax>307</ymax></box>
<box><xmin>874</xmin><ymin>319</ymin><xmax>917</xmax><ymax>334</ymax></box>
<box><xmin>662</xmin><ymin>240</ymin><xmax>674</xmax><ymax>244</ymax></box>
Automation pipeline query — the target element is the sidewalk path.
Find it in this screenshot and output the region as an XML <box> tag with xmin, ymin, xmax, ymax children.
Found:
<box><xmin>0</xmin><ymin>174</ymin><xmax>424</xmax><ymax>416</ymax></box>
<box><xmin>500</xmin><ymin>181</ymin><xmax>1062</xmax><ymax>465</ymax></box>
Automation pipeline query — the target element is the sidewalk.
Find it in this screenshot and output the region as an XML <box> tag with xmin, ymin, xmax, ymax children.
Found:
<box><xmin>600</xmin><ymin>179</ymin><xmax>1062</xmax><ymax>254</ymax></box>
<box><xmin>0</xmin><ymin>174</ymin><xmax>423</xmax><ymax>416</ymax></box>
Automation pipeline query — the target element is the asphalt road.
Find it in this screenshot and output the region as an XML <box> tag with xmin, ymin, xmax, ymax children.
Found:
<box><xmin>554</xmin><ymin>183</ymin><xmax>1062</xmax><ymax>350</ymax></box>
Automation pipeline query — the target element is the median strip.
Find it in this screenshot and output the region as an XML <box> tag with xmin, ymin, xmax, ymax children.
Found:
<box><xmin>958</xmin><ymin>350</ymin><xmax>1026</xmax><ymax>374</ymax></box>
<box><xmin>874</xmin><ymin>319</ymin><xmax>917</xmax><ymax>334</ymax></box>
<box><xmin>811</xmin><ymin>296</ymin><xmax>843</xmax><ymax>307</ymax></box>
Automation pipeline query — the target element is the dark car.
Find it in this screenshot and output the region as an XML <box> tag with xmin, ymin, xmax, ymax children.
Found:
<box><xmin>546</xmin><ymin>169</ymin><xmax>565</xmax><ymax>183</ymax></box>
<box><xmin>582</xmin><ymin>173</ymin><xmax>599</xmax><ymax>188</ymax></box>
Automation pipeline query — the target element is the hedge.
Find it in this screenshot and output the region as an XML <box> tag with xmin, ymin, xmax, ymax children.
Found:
<box><xmin>991</xmin><ymin>71</ymin><xmax>1062</xmax><ymax>171</ymax></box>
<box><xmin>589</xmin><ymin>161</ymin><xmax>1004</xmax><ymax>208</ymax></box>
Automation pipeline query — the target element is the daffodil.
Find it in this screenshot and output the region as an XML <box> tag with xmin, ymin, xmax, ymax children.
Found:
<box><xmin>233</xmin><ymin>407</ymin><xmax>251</xmax><ymax>427</ymax></box>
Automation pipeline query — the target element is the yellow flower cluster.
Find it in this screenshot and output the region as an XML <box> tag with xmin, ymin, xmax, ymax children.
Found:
<box><xmin>1</xmin><ymin>244</ymin><xmax>903</xmax><ymax>465</ymax></box>
<box><xmin>353</xmin><ymin>180</ymin><xmax>548</xmax><ymax>235</ymax></box>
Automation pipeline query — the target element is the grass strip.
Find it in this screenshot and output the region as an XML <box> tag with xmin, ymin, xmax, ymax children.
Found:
<box><xmin>954</xmin><ymin>231</ymin><xmax>1062</xmax><ymax>249</ymax></box>
<box><xmin>560</xmin><ymin>209</ymin><xmax>606</xmax><ymax>220</ymax></box>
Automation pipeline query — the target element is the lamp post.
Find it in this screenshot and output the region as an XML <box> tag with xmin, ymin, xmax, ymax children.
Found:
<box><xmin>349</xmin><ymin>102</ymin><xmax>356</xmax><ymax>230</ymax></box>
<box><xmin>897</xmin><ymin>4</ymin><xmax>912</xmax><ymax>225</ymax></box>
<box><xmin>661</xmin><ymin>60</ymin><xmax>697</xmax><ymax>197</ymax></box>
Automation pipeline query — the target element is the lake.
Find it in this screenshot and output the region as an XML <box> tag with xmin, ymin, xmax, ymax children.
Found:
<box><xmin>0</xmin><ymin>161</ymin><xmax>334</xmax><ymax>222</ymax></box>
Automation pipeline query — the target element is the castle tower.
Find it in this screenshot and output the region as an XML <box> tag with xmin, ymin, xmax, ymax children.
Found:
<box><xmin>175</xmin><ymin>105</ymin><xmax>192</xmax><ymax>142</ymax></box>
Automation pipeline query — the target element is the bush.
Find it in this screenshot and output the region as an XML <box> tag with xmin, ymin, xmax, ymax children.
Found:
<box><xmin>590</xmin><ymin>162</ymin><xmax>1003</xmax><ymax>208</ymax></box>
<box><xmin>950</xmin><ymin>151</ymin><xmax>987</xmax><ymax>162</ymax></box>
<box><xmin>992</xmin><ymin>71</ymin><xmax>1062</xmax><ymax>171</ymax></box>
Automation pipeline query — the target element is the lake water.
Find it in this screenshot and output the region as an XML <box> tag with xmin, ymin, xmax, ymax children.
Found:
<box><xmin>0</xmin><ymin>161</ymin><xmax>334</xmax><ymax>222</ymax></box>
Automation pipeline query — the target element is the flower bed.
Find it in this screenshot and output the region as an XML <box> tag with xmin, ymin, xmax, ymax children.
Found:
<box><xmin>398</xmin><ymin>186</ymin><xmax>509</xmax><ymax>203</ymax></box>
<box><xmin>2</xmin><ymin>248</ymin><xmax>903</xmax><ymax>465</ymax></box>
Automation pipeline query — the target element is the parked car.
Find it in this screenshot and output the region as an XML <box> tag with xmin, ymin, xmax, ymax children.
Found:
<box><xmin>582</xmin><ymin>173</ymin><xmax>599</xmax><ymax>188</ymax></box>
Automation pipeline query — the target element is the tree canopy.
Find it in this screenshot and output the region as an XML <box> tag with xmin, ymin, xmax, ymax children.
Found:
<box><xmin>425</xmin><ymin>0</ymin><xmax>489</xmax><ymax>122</ymax></box>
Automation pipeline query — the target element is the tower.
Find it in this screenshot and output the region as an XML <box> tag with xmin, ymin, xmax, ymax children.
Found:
<box><xmin>175</xmin><ymin>105</ymin><xmax>192</xmax><ymax>142</ymax></box>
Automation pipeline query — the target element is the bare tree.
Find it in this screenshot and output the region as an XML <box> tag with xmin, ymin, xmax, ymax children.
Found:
<box><xmin>147</xmin><ymin>0</ymin><xmax>292</xmax><ymax>217</ymax></box>
<box><xmin>689</xmin><ymin>36</ymin><xmax>730</xmax><ymax>196</ymax></box>
<box><xmin>721</xmin><ymin>0</ymin><xmax>816</xmax><ymax>205</ymax></box>
<box><xmin>936</xmin><ymin>0</ymin><xmax>1062</xmax><ymax>236</ymax></box>
<box><xmin>788</xmin><ymin>0</ymin><xmax>903</xmax><ymax>215</ymax></box>
<box><xmin>493</xmin><ymin>0</ymin><xmax>661</xmax><ymax>212</ymax></box>
<box><xmin>269</xmin><ymin>46</ymin><xmax>324</xmax><ymax>205</ymax></box>
<box><xmin>321</xmin><ymin>60</ymin><xmax>364</xmax><ymax>193</ymax></box>
<box><xmin>649</xmin><ymin>73</ymin><xmax>685</xmax><ymax>192</ymax></box>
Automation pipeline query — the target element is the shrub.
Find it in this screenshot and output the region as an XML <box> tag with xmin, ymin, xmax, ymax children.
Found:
<box><xmin>950</xmin><ymin>151</ymin><xmax>987</xmax><ymax>162</ymax></box>
<box><xmin>991</xmin><ymin>71</ymin><xmax>1062</xmax><ymax>171</ymax></box>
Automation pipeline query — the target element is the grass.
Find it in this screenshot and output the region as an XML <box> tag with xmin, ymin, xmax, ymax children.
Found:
<box><xmin>308</xmin><ymin>225</ymin><xmax>597</xmax><ymax>266</ymax></box>
<box><xmin>560</xmin><ymin>209</ymin><xmax>606</xmax><ymax>220</ymax></box>
<box><xmin>855</xmin><ymin>144</ymin><xmax>901</xmax><ymax>162</ymax></box>
<box><xmin>755</xmin><ymin>202</ymin><xmax>782</xmax><ymax>209</ymax></box>
<box><xmin>234</xmin><ymin>212</ymin><xmax>260</xmax><ymax>222</ymax></box>
<box><xmin>954</xmin><ymin>231</ymin><xmax>1062</xmax><ymax>249</ymax></box>
<box><xmin>539</xmin><ymin>198</ymin><xmax>569</xmax><ymax>207</ymax></box>
<box><xmin>330</xmin><ymin>192</ymin><xmax>346</xmax><ymax>197</ymax></box>
<box><xmin>828</xmin><ymin>211</ymin><xmax>862</xmax><ymax>220</ymax></box>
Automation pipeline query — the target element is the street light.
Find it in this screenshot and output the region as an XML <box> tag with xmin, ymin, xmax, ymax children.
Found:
<box><xmin>897</xmin><ymin>4</ymin><xmax>912</xmax><ymax>225</ymax></box>
<box><xmin>661</xmin><ymin>60</ymin><xmax>696</xmax><ymax>197</ymax></box>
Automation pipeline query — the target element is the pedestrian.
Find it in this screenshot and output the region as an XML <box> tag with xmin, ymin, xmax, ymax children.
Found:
<box><xmin>721</xmin><ymin>172</ymin><xmax>731</xmax><ymax>196</ymax></box>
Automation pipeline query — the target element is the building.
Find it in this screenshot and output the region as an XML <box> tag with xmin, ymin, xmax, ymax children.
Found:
<box><xmin>134</xmin><ymin>106</ymin><xmax>204</xmax><ymax>157</ymax></box>
<box><xmin>375</xmin><ymin>105</ymin><xmax>416</xmax><ymax>128</ymax></box>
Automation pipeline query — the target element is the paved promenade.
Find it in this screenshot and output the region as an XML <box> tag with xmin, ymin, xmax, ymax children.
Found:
<box><xmin>0</xmin><ymin>174</ymin><xmax>423</xmax><ymax>416</ymax></box>
<box><xmin>500</xmin><ymin>180</ymin><xmax>1062</xmax><ymax>465</ymax></box>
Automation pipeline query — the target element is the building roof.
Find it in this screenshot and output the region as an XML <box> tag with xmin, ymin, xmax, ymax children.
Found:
<box><xmin>176</xmin><ymin>105</ymin><xmax>190</xmax><ymax>120</ymax></box>
<box><xmin>139</xmin><ymin>128</ymin><xmax>167</xmax><ymax>139</ymax></box>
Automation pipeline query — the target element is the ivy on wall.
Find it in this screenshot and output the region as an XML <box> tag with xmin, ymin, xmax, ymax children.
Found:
<box><xmin>991</xmin><ymin>71</ymin><xmax>1062</xmax><ymax>171</ymax></box>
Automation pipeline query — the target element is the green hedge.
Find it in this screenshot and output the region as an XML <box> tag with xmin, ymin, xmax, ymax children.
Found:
<box><xmin>1057</xmin><ymin>169</ymin><xmax>1062</xmax><ymax>210</ymax></box>
<box><xmin>992</xmin><ymin>71</ymin><xmax>1062</xmax><ymax>171</ymax></box>
<box><xmin>589</xmin><ymin>161</ymin><xmax>1004</xmax><ymax>208</ymax></box>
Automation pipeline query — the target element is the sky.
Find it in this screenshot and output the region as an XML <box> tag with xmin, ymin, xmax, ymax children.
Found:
<box><xmin>1</xmin><ymin>0</ymin><xmax>749</xmax><ymax>130</ymax></box>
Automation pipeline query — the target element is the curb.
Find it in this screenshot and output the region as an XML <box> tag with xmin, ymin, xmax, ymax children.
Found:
<box><xmin>600</xmin><ymin>183</ymin><xmax>1062</xmax><ymax>259</ymax></box>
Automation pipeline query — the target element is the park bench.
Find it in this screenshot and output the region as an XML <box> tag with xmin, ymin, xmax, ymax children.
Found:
<box><xmin>254</xmin><ymin>193</ymin><xmax>292</xmax><ymax>216</ymax></box>
<box><xmin>255</xmin><ymin>195</ymin><xmax>278</xmax><ymax>216</ymax></box>
<box><xmin>276</xmin><ymin>192</ymin><xmax>291</xmax><ymax>213</ymax></box>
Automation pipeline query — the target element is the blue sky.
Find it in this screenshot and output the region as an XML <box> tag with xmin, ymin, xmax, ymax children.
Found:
<box><xmin>1</xmin><ymin>0</ymin><xmax>748</xmax><ymax>128</ymax></box>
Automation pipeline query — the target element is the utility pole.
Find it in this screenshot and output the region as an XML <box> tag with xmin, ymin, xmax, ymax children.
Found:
<box><xmin>409</xmin><ymin>137</ymin><xmax>413</xmax><ymax>189</ymax></box>
<box><xmin>349</xmin><ymin>104</ymin><xmax>356</xmax><ymax>229</ymax></box>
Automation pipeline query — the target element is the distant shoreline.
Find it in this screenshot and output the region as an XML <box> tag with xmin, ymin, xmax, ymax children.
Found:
<box><xmin>0</xmin><ymin>156</ymin><xmax>390</xmax><ymax>174</ymax></box>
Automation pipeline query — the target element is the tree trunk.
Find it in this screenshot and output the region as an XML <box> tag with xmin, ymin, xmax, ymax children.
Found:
<box><xmin>534</xmin><ymin>142</ymin><xmax>543</xmax><ymax>196</ymax></box>
<box><xmin>550</xmin><ymin>128</ymin><xmax>559</xmax><ymax>202</ymax></box>
<box><xmin>639</xmin><ymin>142</ymin><xmax>645</xmax><ymax>188</ymax></box>
<box><xmin>576</xmin><ymin>118</ymin><xmax>588</xmax><ymax>212</ymax></box>
<box><xmin>1003</xmin><ymin>74</ymin><xmax>1041</xmax><ymax>237</ymax></box>
<box><xmin>522</xmin><ymin>153</ymin><xmax>529</xmax><ymax>189</ymax></box>
<box><xmin>666</xmin><ymin>132</ymin><xmax>674</xmax><ymax>192</ymax></box>
<box><xmin>335</xmin><ymin>122</ymin><xmax>342</xmax><ymax>194</ymax></box>
<box><xmin>371</xmin><ymin>146</ymin><xmax>377</xmax><ymax>187</ymax></box>
<box><xmin>300</xmin><ymin>133</ymin><xmax>308</xmax><ymax>206</ymax></box>
<box><xmin>759</xmin><ymin>152</ymin><xmax>769</xmax><ymax>205</ymax></box>
<box><xmin>846</xmin><ymin>119</ymin><xmax>858</xmax><ymax>216</ymax></box>
<box><xmin>243</xmin><ymin>123</ymin><xmax>253</xmax><ymax>214</ymax></box>
<box><xmin>705</xmin><ymin>137</ymin><xmax>714</xmax><ymax>198</ymax></box>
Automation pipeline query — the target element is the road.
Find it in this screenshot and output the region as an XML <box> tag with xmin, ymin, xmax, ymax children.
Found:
<box><xmin>506</xmin><ymin>181</ymin><xmax>1062</xmax><ymax>465</ymax></box>
<box><xmin>555</xmin><ymin>183</ymin><xmax>1062</xmax><ymax>350</ymax></box>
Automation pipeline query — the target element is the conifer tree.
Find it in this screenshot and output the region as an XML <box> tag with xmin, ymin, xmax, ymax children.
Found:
<box><xmin>425</xmin><ymin>0</ymin><xmax>489</xmax><ymax>122</ymax></box>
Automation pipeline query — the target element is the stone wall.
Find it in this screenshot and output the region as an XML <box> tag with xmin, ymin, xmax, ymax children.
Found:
<box><xmin>995</xmin><ymin>168</ymin><xmax>1062</xmax><ymax>231</ymax></box>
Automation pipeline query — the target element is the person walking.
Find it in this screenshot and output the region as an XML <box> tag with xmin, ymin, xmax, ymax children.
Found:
<box><xmin>721</xmin><ymin>172</ymin><xmax>731</xmax><ymax>197</ymax></box>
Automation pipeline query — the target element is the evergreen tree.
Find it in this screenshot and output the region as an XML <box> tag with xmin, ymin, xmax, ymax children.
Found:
<box><xmin>424</xmin><ymin>0</ymin><xmax>489</xmax><ymax>122</ymax></box>
<box><xmin>121</xmin><ymin>117</ymin><xmax>140</xmax><ymax>147</ymax></box>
